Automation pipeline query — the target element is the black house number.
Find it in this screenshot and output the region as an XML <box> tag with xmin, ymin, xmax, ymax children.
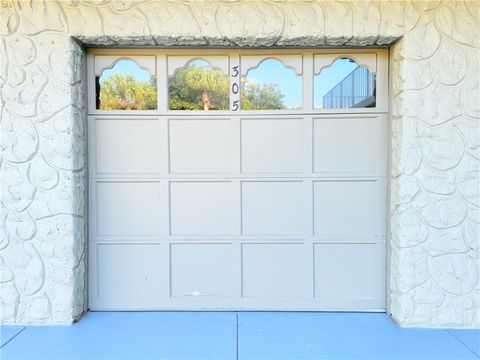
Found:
<box><xmin>231</xmin><ymin>65</ymin><xmax>240</xmax><ymax>111</ymax></box>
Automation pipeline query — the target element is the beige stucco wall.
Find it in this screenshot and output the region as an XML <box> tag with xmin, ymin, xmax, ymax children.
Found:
<box><xmin>0</xmin><ymin>0</ymin><xmax>478</xmax><ymax>327</ymax></box>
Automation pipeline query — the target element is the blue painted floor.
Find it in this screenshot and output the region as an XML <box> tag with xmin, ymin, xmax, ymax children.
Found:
<box><xmin>0</xmin><ymin>326</ymin><xmax>25</xmax><ymax>348</ymax></box>
<box><xmin>0</xmin><ymin>312</ymin><xmax>478</xmax><ymax>359</ymax></box>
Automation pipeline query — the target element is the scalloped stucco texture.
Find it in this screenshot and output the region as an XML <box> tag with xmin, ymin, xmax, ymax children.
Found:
<box><xmin>0</xmin><ymin>0</ymin><xmax>478</xmax><ymax>327</ymax></box>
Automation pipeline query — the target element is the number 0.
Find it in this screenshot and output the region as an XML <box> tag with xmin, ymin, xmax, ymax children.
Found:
<box><xmin>232</xmin><ymin>83</ymin><xmax>239</xmax><ymax>94</ymax></box>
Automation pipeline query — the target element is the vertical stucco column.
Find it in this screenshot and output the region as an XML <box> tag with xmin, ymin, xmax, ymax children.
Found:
<box><xmin>1</xmin><ymin>30</ymin><xmax>87</xmax><ymax>322</ymax></box>
<box><xmin>388</xmin><ymin>4</ymin><xmax>479</xmax><ymax>326</ymax></box>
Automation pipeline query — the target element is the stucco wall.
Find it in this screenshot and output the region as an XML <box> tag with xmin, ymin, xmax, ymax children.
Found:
<box><xmin>0</xmin><ymin>0</ymin><xmax>478</xmax><ymax>327</ymax></box>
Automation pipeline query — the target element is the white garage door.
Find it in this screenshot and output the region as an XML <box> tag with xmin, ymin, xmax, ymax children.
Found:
<box><xmin>87</xmin><ymin>49</ymin><xmax>388</xmax><ymax>311</ymax></box>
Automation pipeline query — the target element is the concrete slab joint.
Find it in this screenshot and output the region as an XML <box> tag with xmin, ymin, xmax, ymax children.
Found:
<box><xmin>0</xmin><ymin>0</ymin><xmax>478</xmax><ymax>327</ymax></box>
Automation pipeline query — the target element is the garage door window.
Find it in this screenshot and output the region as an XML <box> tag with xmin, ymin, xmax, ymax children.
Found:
<box><xmin>240</xmin><ymin>57</ymin><xmax>302</xmax><ymax>110</ymax></box>
<box><xmin>90</xmin><ymin>51</ymin><xmax>386</xmax><ymax>113</ymax></box>
<box><xmin>314</xmin><ymin>54</ymin><xmax>377</xmax><ymax>109</ymax></box>
<box><xmin>168</xmin><ymin>58</ymin><xmax>229</xmax><ymax>111</ymax></box>
<box><xmin>95</xmin><ymin>57</ymin><xmax>157</xmax><ymax>110</ymax></box>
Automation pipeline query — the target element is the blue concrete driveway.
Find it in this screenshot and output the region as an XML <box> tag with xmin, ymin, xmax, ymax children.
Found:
<box><xmin>1</xmin><ymin>312</ymin><xmax>479</xmax><ymax>359</ymax></box>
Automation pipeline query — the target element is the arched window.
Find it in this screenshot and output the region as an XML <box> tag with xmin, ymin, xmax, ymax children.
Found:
<box><xmin>314</xmin><ymin>57</ymin><xmax>376</xmax><ymax>109</ymax></box>
<box><xmin>241</xmin><ymin>57</ymin><xmax>302</xmax><ymax>110</ymax></box>
<box><xmin>168</xmin><ymin>58</ymin><xmax>229</xmax><ymax>110</ymax></box>
<box><xmin>96</xmin><ymin>58</ymin><xmax>157</xmax><ymax>110</ymax></box>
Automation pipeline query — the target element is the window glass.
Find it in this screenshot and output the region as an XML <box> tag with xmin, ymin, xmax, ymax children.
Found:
<box><xmin>168</xmin><ymin>59</ymin><xmax>229</xmax><ymax>110</ymax></box>
<box><xmin>314</xmin><ymin>57</ymin><xmax>376</xmax><ymax>109</ymax></box>
<box><xmin>241</xmin><ymin>59</ymin><xmax>302</xmax><ymax>110</ymax></box>
<box><xmin>96</xmin><ymin>59</ymin><xmax>157</xmax><ymax>110</ymax></box>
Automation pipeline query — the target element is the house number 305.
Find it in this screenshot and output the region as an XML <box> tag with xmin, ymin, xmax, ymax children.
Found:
<box><xmin>231</xmin><ymin>65</ymin><xmax>240</xmax><ymax>111</ymax></box>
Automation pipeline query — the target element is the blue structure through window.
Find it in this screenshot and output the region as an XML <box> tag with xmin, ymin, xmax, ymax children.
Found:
<box><xmin>316</xmin><ymin>58</ymin><xmax>376</xmax><ymax>109</ymax></box>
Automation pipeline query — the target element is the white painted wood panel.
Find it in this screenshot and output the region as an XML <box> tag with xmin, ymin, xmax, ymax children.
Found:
<box><xmin>314</xmin><ymin>243</ymin><xmax>385</xmax><ymax>300</ymax></box>
<box><xmin>169</xmin><ymin>119</ymin><xmax>231</xmax><ymax>174</ymax></box>
<box><xmin>96</xmin><ymin>182</ymin><xmax>162</xmax><ymax>236</ymax></box>
<box><xmin>97</xmin><ymin>244</ymin><xmax>163</xmax><ymax>297</ymax></box>
<box><xmin>169</xmin><ymin>181</ymin><xmax>233</xmax><ymax>235</ymax></box>
<box><xmin>241</xmin><ymin>181</ymin><xmax>304</xmax><ymax>235</ymax></box>
<box><xmin>313</xmin><ymin>116</ymin><xmax>381</xmax><ymax>174</ymax></box>
<box><xmin>241</xmin><ymin>118</ymin><xmax>304</xmax><ymax>173</ymax></box>
<box><xmin>170</xmin><ymin>243</ymin><xmax>237</xmax><ymax>297</ymax></box>
<box><xmin>313</xmin><ymin>180</ymin><xmax>379</xmax><ymax>238</ymax></box>
<box><xmin>242</xmin><ymin>243</ymin><xmax>310</xmax><ymax>297</ymax></box>
<box><xmin>95</xmin><ymin>118</ymin><xmax>161</xmax><ymax>174</ymax></box>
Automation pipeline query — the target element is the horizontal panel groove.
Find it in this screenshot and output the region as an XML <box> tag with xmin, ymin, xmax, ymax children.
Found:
<box><xmin>89</xmin><ymin>175</ymin><xmax>387</xmax><ymax>180</ymax></box>
<box><xmin>89</xmin><ymin>238</ymin><xmax>386</xmax><ymax>244</ymax></box>
<box><xmin>89</xmin><ymin>116</ymin><xmax>160</xmax><ymax>120</ymax></box>
<box><xmin>90</xmin><ymin>307</ymin><xmax>386</xmax><ymax>312</ymax></box>
<box><xmin>88</xmin><ymin>110</ymin><xmax>389</xmax><ymax>117</ymax></box>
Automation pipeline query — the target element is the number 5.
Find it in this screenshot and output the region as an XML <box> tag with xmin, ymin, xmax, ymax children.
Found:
<box><xmin>232</xmin><ymin>100</ymin><xmax>239</xmax><ymax>111</ymax></box>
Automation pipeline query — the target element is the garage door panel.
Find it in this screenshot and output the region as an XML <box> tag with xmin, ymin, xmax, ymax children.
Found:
<box><xmin>94</xmin><ymin>118</ymin><xmax>161</xmax><ymax>174</ymax></box>
<box><xmin>313</xmin><ymin>180</ymin><xmax>379</xmax><ymax>238</ymax></box>
<box><xmin>89</xmin><ymin>51</ymin><xmax>388</xmax><ymax>311</ymax></box>
<box><xmin>241</xmin><ymin>118</ymin><xmax>304</xmax><ymax>173</ymax></box>
<box><xmin>170</xmin><ymin>181</ymin><xmax>233</xmax><ymax>235</ymax></box>
<box><xmin>96</xmin><ymin>182</ymin><xmax>162</xmax><ymax>236</ymax></box>
<box><xmin>314</xmin><ymin>243</ymin><xmax>385</xmax><ymax>300</ymax></box>
<box><xmin>242</xmin><ymin>243</ymin><xmax>310</xmax><ymax>297</ymax></box>
<box><xmin>313</xmin><ymin>116</ymin><xmax>382</xmax><ymax>174</ymax></box>
<box><xmin>97</xmin><ymin>244</ymin><xmax>163</xmax><ymax>298</ymax></box>
<box><xmin>241</xmin><ymin>181</ymin><xmax>304</xmax><ymax>235</ymax></box>
<box><xmin>170</xmin><ymin>243</ymin><xmax>238</xmax><ymax>297</ymax></box>
<box><xmin>168</xmin><ymin>119</ymin><xmax>231</xmax><ymax>174</ymax></box>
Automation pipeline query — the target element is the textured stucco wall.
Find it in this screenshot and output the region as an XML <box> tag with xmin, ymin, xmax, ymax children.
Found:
<box><xmin>0</xmin><ymin>0</ymin><xmax>478</xmax><ymax>327</ymax></box>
